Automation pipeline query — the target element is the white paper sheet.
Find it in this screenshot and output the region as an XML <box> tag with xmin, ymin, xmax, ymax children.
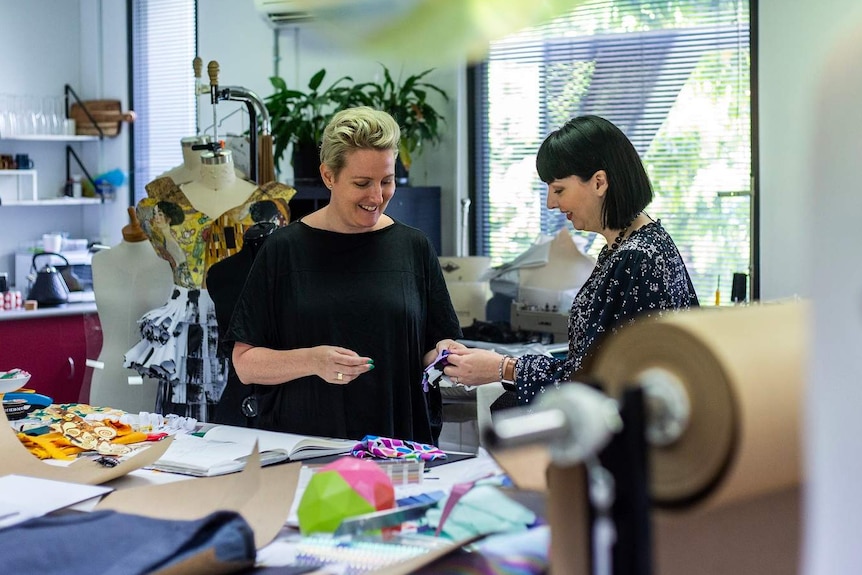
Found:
<box><xmin>0</xmin><ymin>474</ymin><xmax>113</xmax><ymax>529</ymax></box>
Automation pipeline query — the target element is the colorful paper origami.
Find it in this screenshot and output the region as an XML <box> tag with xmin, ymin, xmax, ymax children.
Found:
<box><xmin>297</xmin><ymin>457</ymin><xmax>395</xmax><ymax>534</ymax></box>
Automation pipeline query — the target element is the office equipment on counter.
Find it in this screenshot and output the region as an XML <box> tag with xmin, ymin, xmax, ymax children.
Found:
<box><xmin>485</xmin><ymin>301</ymin><xmax>805</xmax><ymax>575</ymax></box>
<box><xmin>439</xmin><ymin>256</ymin><xmax>493</xmax><ymax>327</ymax></box>
<box><xmin>485</xmin><ymin>229</ymin><xmax>594</xmax><ymax>326</ymax></box>
<box><xmin>510</xmin><ymin>300</ymin><xmax>570</xmax><ymax>344</ymax></box>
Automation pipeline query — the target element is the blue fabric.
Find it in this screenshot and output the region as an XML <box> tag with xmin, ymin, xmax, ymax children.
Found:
<box><xmin>0</xmin><ymin>509</ymin><xmax>255</xmax><ymax>575</ymax></box>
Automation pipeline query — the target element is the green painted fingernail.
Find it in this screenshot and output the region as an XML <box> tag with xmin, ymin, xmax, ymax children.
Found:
<box><xmin>368</xmin><ymin>364</ymin><xmax>375</xmax><ymax>370</ymax></box>
<box><xmin>367</xmin><ymin>359</ymin><xmax>375</xmax><ymax>364</ymax></box>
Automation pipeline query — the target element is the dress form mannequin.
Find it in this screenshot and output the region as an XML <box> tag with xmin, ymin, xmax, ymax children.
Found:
<box><xmin>90</xmin><ymin>207</ymin><xmax>173</xmax><ymax>411</ymax></box>
<box><xmin>156</xmin><ymin>136</ymin><xmax>245</xmax><ymax>186</ymax></box>
<box><xmin>180</xmin><ymin>150</ymin><xmax>257</xmax><ymax>220</ymax></box>
<box><xmin>127</xmin><ymin>153</ymin><xmax>295</xmax><ymax>421</ymax></box>
<box><xmin>207</xmin><ymin>222</ymin><xmax>276</xmax><ymax>426</ymax></box>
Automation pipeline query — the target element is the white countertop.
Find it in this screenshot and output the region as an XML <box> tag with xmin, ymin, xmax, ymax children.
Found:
<box><xmin>0</xmin><ymin>301</ymin><xmax>97</xmax><ymax>321</ymax></box>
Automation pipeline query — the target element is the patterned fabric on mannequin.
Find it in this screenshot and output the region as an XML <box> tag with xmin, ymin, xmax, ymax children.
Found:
<box><xmin>124</xmin><ymin>176</ymin><xmax>295</xmax><ymax>421</ymax></box>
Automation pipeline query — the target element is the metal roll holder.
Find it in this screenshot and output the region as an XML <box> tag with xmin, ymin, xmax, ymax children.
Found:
<box><xmin>201</xmin><ymin>60</ymin><xmax>274</xmax><ymax>184</ymax></box>
<box><xmin>484</xmin><ymin>371</ymin><xmax>692</xmax><ymax>575</ymax></box>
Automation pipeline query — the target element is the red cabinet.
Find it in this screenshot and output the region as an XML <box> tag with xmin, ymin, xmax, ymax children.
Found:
<box><xmin>0</xmin><ymin>311</ymin><xmax>102</xmax><ymax>404</ymax></box>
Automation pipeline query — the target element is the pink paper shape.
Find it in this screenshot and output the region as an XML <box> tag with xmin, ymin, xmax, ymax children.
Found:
<box><xmin>322</xmin><ymin>457</ymin><xmax>395</xmax><ymax>511</ymax></box>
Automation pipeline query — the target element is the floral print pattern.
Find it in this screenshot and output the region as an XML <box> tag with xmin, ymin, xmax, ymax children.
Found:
<box><xmin>514</xmin><ymin>221</ymin><xmax>698</xmax><ymax>404</ymax></box>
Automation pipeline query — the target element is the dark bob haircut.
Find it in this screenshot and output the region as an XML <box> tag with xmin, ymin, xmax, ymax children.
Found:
<box><xmin>536</xmin><ymin>115</ymin><xmax>653</xmax><ymax>230</ymax></box>
<box><xmin>156</xmin><ymin>200</ymin><xmax>185</xmax><ymax>226</ymax></box>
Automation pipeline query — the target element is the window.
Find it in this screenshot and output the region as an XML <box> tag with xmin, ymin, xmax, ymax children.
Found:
<box><xmin>130</xmin><ymin>0</ymin><xmax>197</xmax><ymax>203</ymax></box>
<box><xmin>472</xmin><ymin>0</ymin><xmax>752</xmax><ymax>303</ymax></box>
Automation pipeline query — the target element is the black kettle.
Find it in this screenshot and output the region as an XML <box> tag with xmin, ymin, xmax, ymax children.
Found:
<box><xmin>28</xmin><ymin>252</ymin><xmax>70</xmax><ymax>307</ymax></box>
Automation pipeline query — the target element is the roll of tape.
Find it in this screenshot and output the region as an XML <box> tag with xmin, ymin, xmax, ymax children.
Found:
<box><xmin>591</xmin><ymin>301</ymin><xmax>806</xmax><ymax>509</ymax></box>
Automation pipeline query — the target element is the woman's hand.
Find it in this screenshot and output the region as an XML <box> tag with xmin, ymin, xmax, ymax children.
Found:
<box><xmin>309</xmin><ymin>345</ymin><xmax>374</xmax><ymax>385</ymax></box>
<box><xmin>436</xmin><ymin>339</ymin><xmax>467</xmax><ymax>354</ymax></box>
<box><xmin>424</xmin><ymin>339</ymin><xmax>468</xmax><ymax>369</ymax></box>
<box><xmin>442</xmin><ymin>348</ymin><xmax>503</xmax><ymax>387</ymax></box>
<box><xmin>233</xmin><ymin>342</ymin><xmax>373</xmax><ymax>386</ymax></box>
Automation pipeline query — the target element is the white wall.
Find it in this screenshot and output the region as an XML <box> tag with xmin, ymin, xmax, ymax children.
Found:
<box><xmin>783</xmin><ymin>2</ymin><xmax>862</xmax><ymax>573</ymax></box>
<box><xmin>197</xmin><ymin>0</ymin><xmax>464</xmax><ymax>256</ymax></box>
<box><xmin>758</xmin><ymin>0</ymin><xmax>862</xmax><ymax>299</ymax></box>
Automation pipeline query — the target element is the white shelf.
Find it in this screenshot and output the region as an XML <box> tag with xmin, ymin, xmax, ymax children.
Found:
<box><xmin>2</xmin><ymin>197</ymin><xmax>104</xmax><ymax>206</ymax></box>
<box><xmin>0</xmin><ymin>170</ymin><xmax>104</xmax><ymax>205</ymax></box>
<box><xmin>0</xmin><ymin>169</ymin><xmax>37</xmax><ymax>203</ymax></box>
<box><xmin>0</xmin><ymin>134</ymin><xmax>100</xmax><ymax>142</ymax></box>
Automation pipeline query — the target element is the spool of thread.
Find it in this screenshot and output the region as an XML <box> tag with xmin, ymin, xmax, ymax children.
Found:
<box><xmin>714</xmin><ymin>276</ymin><xmax>721</xmax><ymax>306</ymax></box>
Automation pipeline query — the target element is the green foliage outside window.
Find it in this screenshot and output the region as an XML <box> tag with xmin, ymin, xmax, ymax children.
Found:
<box><xmin>481</xmin><ymin>0</ymin><xmax>751</xmax><ymax>303</ymax></box>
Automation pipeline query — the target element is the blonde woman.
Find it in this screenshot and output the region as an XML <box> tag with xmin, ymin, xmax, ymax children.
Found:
<box><xmin>228</xmin><ymin>107</ymin><xmax>460</xmax><ymax>444</ymax></box>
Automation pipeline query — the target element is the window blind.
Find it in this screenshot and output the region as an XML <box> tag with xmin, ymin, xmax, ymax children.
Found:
<box><xmin>473</xmin><ymin>0</ymin><xmax>751</xmax><ymax>304</ymax></box>
<box><xmin>130</xmin><ymin>0</ymin><xmax>197</xmax><ymax>204</ymax></box>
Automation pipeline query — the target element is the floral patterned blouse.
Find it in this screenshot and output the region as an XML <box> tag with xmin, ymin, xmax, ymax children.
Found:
<box><xmin>136</xmin><ymin>177</ymin><xmax>295</xmax><ymax>289</ymax></box>
<box><xmin>513</xmin><ymin>221</ymin><xmax>699</xmax><ymax>405</ymax></box>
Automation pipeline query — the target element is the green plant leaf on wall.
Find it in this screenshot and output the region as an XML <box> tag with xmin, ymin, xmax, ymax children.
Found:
<box><xmin>265</xmin><ymin>65</ymin><xmax>449</xmax><ymax>175</ymax></box>
<box><xmin>362</xmin><ymin>63</ymin><xmax>449</xmax><ymax>171</ymax></box>
<box><xmin>265</xmin><ymin>69</ymin><xmax>370</xmax><ymax>167</ymax></box>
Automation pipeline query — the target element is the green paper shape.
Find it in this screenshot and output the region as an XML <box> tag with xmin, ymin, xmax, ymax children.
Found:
<box><xmin>322</xmin><ymin>457</ymin><xmax>395</xmax><ymax>511</ymax></box>
<box><xmin>297</xmin><ymin>470</ymin><xmax>375</xmax><ymax>534</ymax></box>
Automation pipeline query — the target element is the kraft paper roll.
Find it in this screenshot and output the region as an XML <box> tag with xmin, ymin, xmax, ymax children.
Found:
<box><xmin>590</xmin><ymin>301</ymin><xmax>806</xmax><ymax>509</ymax></box>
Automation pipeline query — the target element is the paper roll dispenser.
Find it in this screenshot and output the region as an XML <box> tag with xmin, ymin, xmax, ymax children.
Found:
<box><xmin>484</xmin><ymin>302</ymin><xmax>806</xmax><ymax>575</ymax></box>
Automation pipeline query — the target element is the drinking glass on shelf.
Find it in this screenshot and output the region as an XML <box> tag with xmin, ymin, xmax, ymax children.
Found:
<box><xmin>46</xmin><ymin>96</ymin><xmax>64</xmax><ymax>136</ymax></box>
<box><xmin>35</xmin><ymin>97</ymin><xmax>49</xmax><ymax>135</ymax></box>
<box><xmin>0</xmin><ymin>93</ymin><xmax>10</xmax><ymax>137</ymax></box>
<box><xmin>15</xmin><ymin>95</ymin><xmax>34</xmax><ymax>136</ymax></box>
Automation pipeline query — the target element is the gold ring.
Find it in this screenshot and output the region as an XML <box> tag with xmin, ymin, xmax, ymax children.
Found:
<box><xmin>336</xmin><ymin>372</ymin><xmax>344</xmax><ymax>381</ymax></box>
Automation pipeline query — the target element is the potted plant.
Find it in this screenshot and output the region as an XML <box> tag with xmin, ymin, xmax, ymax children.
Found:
<box><xmin>265</xmin><ymin>68</ymin><xmax>371</xmax><ymax>183</ymax></box>
<box><xmin>361</xmin><ymin>64</ymin><xmax>449</xmax><ymax>183</ymax></box>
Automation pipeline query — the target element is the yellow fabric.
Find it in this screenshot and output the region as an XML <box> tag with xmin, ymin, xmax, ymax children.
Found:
<box><xmin>17</xmin><ymin>432</ymin><xmax>80</xmax><ymax>461</ymax></box>
<box><xmin>137</xmin><ymin>178</ymin><xmax>295</xmax><ymax>288</ymax></box>
<box><xmin>17</xmin><ymin>408</ymin><xmax>149</xmax><ymax>460</ymax></box>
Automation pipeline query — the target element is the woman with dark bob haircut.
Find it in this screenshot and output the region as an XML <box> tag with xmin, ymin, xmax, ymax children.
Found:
<box><xmin>434</xmin><ymin>115</ymin><xmax>699</xmax><ymax>405</ymax></box>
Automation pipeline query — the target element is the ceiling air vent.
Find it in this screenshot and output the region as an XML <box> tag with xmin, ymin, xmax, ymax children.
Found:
<box><xmin>253</xmin><ymin>0</ymin><xmax>313</xmax><ymax>27</ymax></box>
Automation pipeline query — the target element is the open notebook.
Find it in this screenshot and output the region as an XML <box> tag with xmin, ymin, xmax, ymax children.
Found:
<box><xmin>152</xmin><ymin>425</ymin><xmax>356</xmax><ymax>477</ymax></box>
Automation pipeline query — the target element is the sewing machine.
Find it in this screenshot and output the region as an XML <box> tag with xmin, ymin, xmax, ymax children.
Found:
<box><xmin>510</xmin><ymin>301</ymin><xmax>569</xmax><ymax>344</ymax></box>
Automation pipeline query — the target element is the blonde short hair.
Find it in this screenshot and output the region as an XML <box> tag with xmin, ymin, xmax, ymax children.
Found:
<box><xmin>320</xmin><ymin>107</ymin><xmax>400</xmax><ymax>176</ymax></box>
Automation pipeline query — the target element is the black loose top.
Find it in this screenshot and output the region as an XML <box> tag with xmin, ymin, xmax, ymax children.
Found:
<box><xmin>515</xmin><ymin>221</ymin><xmax>699</xmax><ymax>404</ymax></box>
<box><xmin>226</xmin><ymin>220</ymin><xmax>461</xmax><ymax>444</ymax></box>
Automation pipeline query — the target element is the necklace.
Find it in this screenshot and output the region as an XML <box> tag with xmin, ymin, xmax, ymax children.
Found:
<box><xmin>610</xmin><ymin>213</ymin><xmax>639</xmax><ymax>251</ymax></box>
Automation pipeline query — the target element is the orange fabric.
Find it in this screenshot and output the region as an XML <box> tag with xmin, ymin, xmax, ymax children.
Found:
<box><xmin>17</xmin><ymin>416</ymin><xmax>149</xmax><ymax>460</ymax></box>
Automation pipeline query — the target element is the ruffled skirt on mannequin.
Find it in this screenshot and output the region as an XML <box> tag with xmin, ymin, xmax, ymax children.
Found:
<box><xmin>124</xmin><ymin>286</ymin><xmax>228</xmax><ymax>422</ymax></box>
